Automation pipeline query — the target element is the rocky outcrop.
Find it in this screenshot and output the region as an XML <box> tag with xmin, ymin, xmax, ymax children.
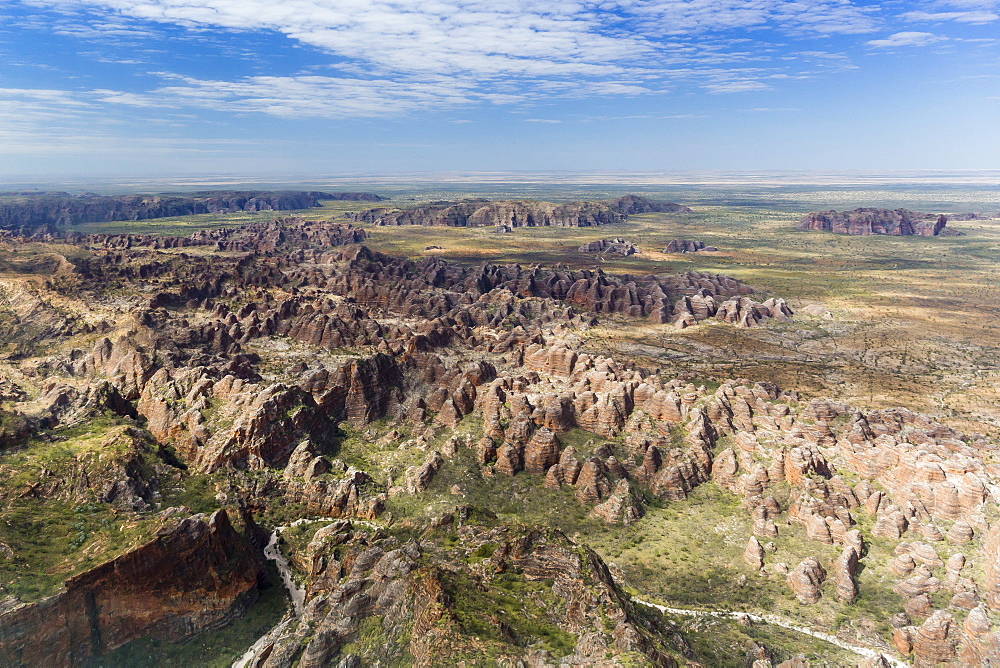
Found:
<box><xmin>663</xmin><ymin>240</ymin><xmax>717</xmax><ymax>253</ymax></box>
<box><xmin>797</xmin><ymin>208</ymin><xmax>948</xmax><ymax>236</ymax></box>
<box><xmin>0</xmin><ymin>510</ymin><xmax>261</xmax><ymax>666</ymax></box>
<box><xmin>983</xmin><ymin>522</ymin><xmax>1000</xmax><ymax>612</ymax></box>
<box><xmin>0</xmin><ymin>191</ymin><xmax>380</xmax><ymax>233</ymax></box>
<box><xmin>744</xmin><ymin>536</ymin><xmax>765</xmax><ymax>571</ymax></box>
<box><xmin>834</xmin><ymin>547</ymin><xmax>859</xmax><ymax>602</ymax></box>
<box><xmin>590</xmin><ymin>479</ymin><xmax>644</xmax><ymax>525</ymax></box>
<box><xmin>673</xmin><ymin>294</ymin><xmax>792</xmax><ymax>329</ymax></box>
<box><xmin>0</xmin><ymin>425</ymin><xmax>163</xmax><ymax>511</ymax></box>
<box><xmin>787</xmin><ymin>557</ymin><xmax>826</xmax><ymax>604</ymax></box>
<box><xmin>911</xmin><ymin>610</ymin><xmax>959</xmax><ymax>667</ymax></box>
<box><xmin>578</xmin><ymin>238</ymin><xmax>636</xmax><ymax>256</ymax></box>
<box><xmin>607</xmin><ymin>195</ymin><xmax>692</xmax><ymax>215</ymax></box>
<box><xmin>256</xmin><ymin>521</ymin><xmax>687</xmax><ymax>666</ymax></box>
<box><xmin>195</xmin><ymin>384</ymin><xmax>337</xmax><ymax>473</ymax></box>
<box><xmin>350</xmin><ymin>195</ymin><xmax>690</xmax><ymax>229</ymax></box>
<box><xmin>351</xmin><ymin>199</ymin><xmax>623</xmax><ymax>228</ymax></box>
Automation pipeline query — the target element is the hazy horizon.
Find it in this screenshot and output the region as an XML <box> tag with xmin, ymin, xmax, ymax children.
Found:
<box><xmin>4</xmin><ymin>168</ymin><xmax>1000</xmax><ymax>191</ymax></box>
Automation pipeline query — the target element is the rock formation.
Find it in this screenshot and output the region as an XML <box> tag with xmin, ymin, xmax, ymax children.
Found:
<box><xmin>0</xmin><ymin>191</ymin><xmax>381</xmax><ymax>234</ymax></box>
<box><xmin>663</xmin><ymin>240</ymin><xmax>717</xmax><ymax>253</ymax></box>
<box><xmin>797</xmin><ymin>208</ymin><xmax>948</xmax><ymax>236</ymax></box>
<box><xmin>0</xmin><ymin>510</ymin><xmax>261</xmax><ymax>665</ymax></box>
<box><xmin>578</xmin><ymin>238</ymin><xmax>637</xmax><ymax>256</ymax></box>
<box><xmin>349</xmin><ymin>195</ymin><xmax>690</xmax><ymax>228</ymax></box>
<box><xmin>787</xmin><ymin>557</ymin><xmax>826</xmax><ymax>604</ymax></box>
<box><xmin>252</xmin><ymin>521</ymin><xmax>688</xmax><ymax>666</ymax></box>
<box><xmin>2</xmin><ymin>206</ymin><xmax>998</xmax><ymax>664</ymax></box>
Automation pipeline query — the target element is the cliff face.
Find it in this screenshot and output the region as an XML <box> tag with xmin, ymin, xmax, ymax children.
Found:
<box><xmin>797</xmin><ymin>208</ymin><xmax>948</xmax><ymax>236</ymax></box>
<box><xmin>0</xmin><ymin>509</ymin><xmax>261</xmax><ymax>667</ymax></box>
<box><xmin>350</xmin><ymin>194</ymin><xmax>691</xmax><ymax>228</ymax></box>
<box><xmin>0</xmin><ymin>191</ymin><xmax>382</xmax><ymax>233</ymax></box>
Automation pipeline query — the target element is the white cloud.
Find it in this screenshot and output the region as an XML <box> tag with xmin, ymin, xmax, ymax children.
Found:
<box><xmin>704</xmin><ymin>79</ymin><xmax>772</xmax><ymax>93</ymax></box>
<box><xmin>902</xmin><ymin>9</ymin><xmax>998</xmax><ymax>22</ymax></box>
<box><xmin>4</xmin><ymin>0</ymin><xmax>914</xmax><ymax>124</ymax></box>
<box><xmin>24</xmin><ymin>0</ymin><xmax>882</xmax><ymax>82</ymax></box>
<box><xmin>866</xmin><ymin>31</ymin><xmax>946</xmax><ymax>48</ymax></box>
<box><xmin>142</xmin><ymin>73</ymin><xmax>481</xmax><ymax>117</ymax></box>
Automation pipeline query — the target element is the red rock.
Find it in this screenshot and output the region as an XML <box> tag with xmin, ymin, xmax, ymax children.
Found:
<box><xmin>711</xmin><ymin>448</ymin><xmax>739</xmax><ymax>492</ymax></box>
<box><xmin>752</xmin><ymin>505</ymin><xmax>778</xmax><ymax>538</ymax></box>
<box><xmin>639</xmin><ymin>445</ymin><xmax>662</xmax><ymax>482</ymax></box>
<box><xmin>905</xmin><ymin>594</ymin><xmax>933</xmax><ymax>620</ymax></box>
<box><xmin>873</xmin><ymin>508</ymin><xmax>908</xmax><ymax>539</ymax></box>
<box><xmin>907</xmin><ymin>541</ymin><xmax>944</xmax><ymax>567</ymax></box>
<box><xmin>806</xmin><ymin>515</ymin><xmax>834</xmax><ymax>545</ymax></box>
<box><xmin>475</xmin><ymin>437</ymin><xmax>497</xmax><ymax>464</ymax></box>
<box><xmin>834</xmin><ymin>547</ymin><xmax>859</xmax><ymax>603</ymax></box>
<box><xmin>912</xmin><ymin>611</ymin><xmax>958</xmax><ymax>667</ymax></box>
<box><xmin>844</xmin><ymin>529</ymin><xmax>864</xmax><ymax>555</ymax></box>
<box><xmin>575</xmin><ymin>459</ymin><xmax>610</xmax><ymax>503</ymax></box>
<box><xmin>985</xmin><ymin>522</ymin><xmax>1000</xmax><ymax>612</ymax></box>
<box><xmin>744</xmin><ymin>536</ymin><xmax>765</xmax><ymax>571</ymax></box>
<box><xmin>798</xmin><ymin>208</ymin><xmax>948</xmax><ymax>237</ymax></box>
<box><xmin>787</xmin><ymin>557</ymin><xmax>826</xmax><ymax>604</ymax></box>
<box><xmin>891</xmin><ymin>553</ymin><xmax>917</xmax><ymax>577</ymax></box>
<box><xmin>590</xmin><ymin>480</ymin><xmax>643</xmax><ymax>525</ymax></box>
<box><xmin>495</xmin><ymin>443</ymin><xmax>523</xmax><ymax>476</ymax></box>
<box><xmin>0</xmin><ymin>510</ymin><xmax>260</xmax><ymax>665</ymax></box>
<box><xmin>946</xmin><ymin>520</ymin><xmax>974</xmax><ymax>544</ymax></box>
<box><xmin>945</xmin><ymin>553</ymin><xmax>966</xmax><ymax>586</ymax></box>
<box><xmin>896</xmin><ymin>569</ymin><xmax>943</xmax><ymax>598</ymax></box>
<box><xmin>556</xmin><ymin>446</ymin><xmax>582</xmax><ymax>486</ymax></box>
<box><xmin>950</xmin><ymin>591</ymin><xmax>978</xmax><ymax>610</ymax></box>
<box><xmin>524</xmin><ymin>428</ymin><xmax>561</xmax><ymax>474</ymax></box>
<box><xmin>404</xmin><ymin>451</ymin><xmax>444</xmax><ymax>494</ymax></box>
<box><xmin>893</xmin><ymin>627</ymin><xmax>915</xmax><ymax>655</ymax></box>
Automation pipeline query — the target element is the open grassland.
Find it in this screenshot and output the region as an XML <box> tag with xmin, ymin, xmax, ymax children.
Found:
<box><xmin>0</xmin><ymin>418</ymin><xmax>169</xmax><ymax>602</ymax></box>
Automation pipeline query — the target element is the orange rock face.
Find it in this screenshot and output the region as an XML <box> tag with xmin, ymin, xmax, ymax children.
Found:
<box><xmin>0</xmin><ymin>510</ymin><xmax>261</xmax><ymax>666</ymax></box>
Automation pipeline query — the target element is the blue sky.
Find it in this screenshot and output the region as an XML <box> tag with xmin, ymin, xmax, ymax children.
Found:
<box><xmin>1</xmin><ymin>0</ymin><xmax>998</xmax><ymax>177</ymax></box>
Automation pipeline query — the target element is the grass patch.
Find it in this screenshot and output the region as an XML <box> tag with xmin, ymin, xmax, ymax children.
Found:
<box><xmin>442</xmin><ymin>569</ymin><xmax>577</xmax><ymax>659</ymax></box>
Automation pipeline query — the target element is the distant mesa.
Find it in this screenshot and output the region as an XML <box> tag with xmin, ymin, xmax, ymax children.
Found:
<box><xmin>0</xmin><ymin>190</ymin><xmax>383</xmax><ymax>233</ymax></box>
<box><xmin>611</xmin><ymin>194</ymin><xmax>692</xmax><ymax>215</ymax></box>
<box><xmin>663</xmin><ymin>239</ymin><xmax>717</xmax><ymax>253</ymax></box>
<box><xmin>578</xmin><ymin>238</ymin><xmax>636</xmax><ymax>256</ymax></box>
<box><xmin>797</xmin><ymin>208</ymin><xmax>955</xmax><ymax>236</ymax></box>
<box><xmin>348</xmin><ymin>195</ymin><xmax>691</xmax><ymax>228</ymax></box>
<box><xmin>949</xmin><ymin>212</ymin><xmax>999</xmax><ymax>221</ymax></box>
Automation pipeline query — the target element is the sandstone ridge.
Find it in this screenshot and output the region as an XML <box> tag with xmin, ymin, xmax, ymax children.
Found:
<box><xmin>349</xmin><ymin>194</ymin><xmax>691</xmax><ymax>228</ymax></box>
<box><xmin>797</xmin><ymin>208</ymin><xmax>950</xmax><ymax>236</ymax></box>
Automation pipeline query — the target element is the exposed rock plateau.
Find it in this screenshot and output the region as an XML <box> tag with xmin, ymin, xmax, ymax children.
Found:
<box><xmin>797</xmin><ymin>208</ymin><xmax>950</xmax><ymax>236</ymax></box>
<box><xmin>663</xmin><ymin>239</ymin><xmax>717</xmax><ymax>253</ymax></box>
<box><xmin>349</xmin><ymin>195</ymin><xmax>691</xmax><ymax>228</ymax></box>
<box><xmin>0</xmin><ymin>191</ymin><xmax>381</xmax><ymax>234</ymax></box>
<box><xmin>579</xmin><ymin>238</ymin><xmax>637</xmax><ymax>256</ymax></box>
